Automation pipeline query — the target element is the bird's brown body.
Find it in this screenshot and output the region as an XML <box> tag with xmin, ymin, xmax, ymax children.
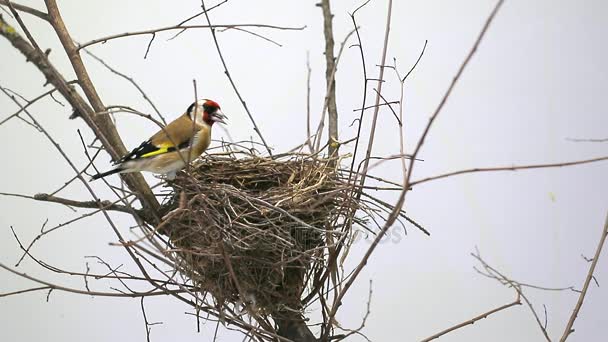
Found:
<box><xmin>90</xmin><ymin>99</ymin><xmax>225</xmax><ymax>181</ymax></box>
<box><xmin>137</xmin><ymin>118</ymin><xmax>212</xmax><ymax>174</ymax></box>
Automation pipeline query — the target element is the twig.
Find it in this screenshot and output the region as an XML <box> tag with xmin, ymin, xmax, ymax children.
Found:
<box><xmin>312</xmin><ymin>27</ymin><xmax>357</xmax><ymax>152</ymax></box>
<box><xmin>82</xmin><ymin>49</ymin><xmax>164</xmax><ymax>122</ymax></box>
<box><xmin>217</xmin><ymin>26</ymin><xmax>283</xmax><ymax>47</ymax></box>
<box><xmin>325</xmin><ymin>0</ymin><xmax>505</xmax><ymax>329</ymax></box>
<box><xmin>352</xmin><ymin>101</ymin><xmax>399</xmax><ymax>112</ymax></box>
<box><xmin>410</xmin><ymin>156</ymin><xmax>608</xmax><ymax>187</ymax></box>
<box><xmin>200</xmin><ymin>0</ymin><xmax>273</xmax><ymax>156</ymax></box>
<box><xmin>344</xmin><ymin>0</ymin><xmax>370</xmax><ymax>186</ymax></box>
<box><xmin>32</xmin><ymin>193</ymin><xmax>144</xmax><ymax>217</ymax></box>
<box><xmin>305</xmin><ymin>51</ymin><xmax>313</xmax><ymax>153</ymax></box>
<box><xmin>0</xmin><ymin>0</ymin><xmax>48</xmax><ymax>21</ymax></box>
<box><xmin>0</xmin><ymin>6</ymin><xmax>160</xmax><ymax>216</ymax></box>
<box><xmin>143</xmin><ymin>32</ymin><xmax>155</xmax><ymax>59</ymax></box>
<box><xmin>559</xmin><ymin>210</ymin><xmax>608</xmax><ymax>341</ymax></box>
<box><xmin>140</xmin><ymin>297</ymin><xmax>162</xmax><ymax>342</ymax></box>
<box><xmin>0</xmin><ymin>85</ymin><xmax>191</xmax><ymax>316</ymax></box>
<box><xmin>402</xmin><ymin>40</ymin><xmax>428</xmax><ymax>82</ymax></box>
<box><xmin>77</xmin><ymin>23</ymin><xmax>305</xmax><ymax>50</ymax></box>
<box><xmin>566</xmin><ymin>137</ymin><xmax>608</xmax><ymax>143</ymax></box>
<box><xmin>0</xmin><ymin>261</ymin><xmax>180</xmax><ymax>297</ymax></box>
<box><xmin>167</xmin><ymin>0</ymin><xmax>229</xmax><ymax>41</ymax></box>
<box><xmin>472</xmin><ymin>250</ymin><xmax>552</xmax><ymax>341</ymax></box>
<box><xmin>334</xmin><ymin>280</ymin><xmax>373</xmax><ymax>341</ymax></box>
<box><xmin>0</xmin><ymin>286</ymin><xmax>51</xmax><ymax>297</ymax></box>
<box><xmin>0</xmin><ymin>81</ymin><xmax>77</xmax><ymax>127</ymax></box>
<box><xmin>356</xmin><ymin>0</ymin><xmax>393</xmax><ymax>191</ymax></box>
<box><xmin>420</xmin><ymin>296</ymin><xmax>521</xmax><ymax>341</ymax></box>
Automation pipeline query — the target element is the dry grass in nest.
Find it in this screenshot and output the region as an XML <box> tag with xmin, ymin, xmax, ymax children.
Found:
<box><xmin>159</xmin><ymin>149</ymin><xmax>355</xmax><ymax>312</ymax></box>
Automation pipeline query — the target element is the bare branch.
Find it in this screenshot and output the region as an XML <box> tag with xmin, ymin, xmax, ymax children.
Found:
<box><xmin>0</xmin><ymin>261</ymin><xmax>184</xmax><ymax>298</ymax></box>
<box><xmin>566</xmin><ymin>137</ymin><xmax>608</xmax><ymax>143</ymax></box>
<box><xmin>0</xmin><ymin>80</ymin><xmax>77</xmax><ymax>127</ymax></box>
<box><xmin>357</xmin><ymin>0</ymin><xmax>393</xmax><ymax>191</ymax></box>
<box><xmin>319</xmin><ymin>0</ymin><xmax>339</xmax><ymax>158</ymax></box>
<box><xmin>325</xmin><ymin>0</ymin><xmax>505</xmax><ymax>329</ymax></box>
<box><xmin>0</xmin><ymin>9</ymin><xmax>160</xmax><ymax>217</ymax></box>
<box><xmin>305</xmin><ymin>51</ymin><xmax>313</xmax><ymax>152</ymax></box>
<box><xmin>472</xmin><ymin>251</ymin><xmax>552</xmax><ymax>341</ymax></box>
<box><xmin>32</xmin><ymin>193</ymin><xmax>144</xmax><ymax>217</ymax></box>
<box><xmin>560</xmin><ymin>210</ymin><xmax>608</xmax><ymax>341</ymax></box>
<box><xmin>200</xmin><ymin>0</ymin><xmax>275</xmax><ymax>156</ymax></box>
<box><xmin>77</xmin><ymin>23</ymin><xmax>305</xmax><ymax>50</ymax></box>
<box><xmin>420</xmin><ymin>296</ymin><xmax>521</xmax><ymax>342</ymax></box>
<box><xmin>217</xmin><ymin>26</ymin><xmax>283</xmax><ymax>47</ymax></box>
<box><xmin>410</xmin><ymin>156</ymin><xmax>608</xmax><ymax>187</ymax></box>
<box><xmin>312</xmin><ymin>27</ymin><xmax>357</xmax><ymax>152</ymax></box>
<box><xmin>0</xmin><ymin>0</ymin><xmax>48</xmax><ymax>21</ymax></box>
<box><xmin>82</xmin><ymin>49</ymin><xmax>165</xmax><ymax>123</ymax></box>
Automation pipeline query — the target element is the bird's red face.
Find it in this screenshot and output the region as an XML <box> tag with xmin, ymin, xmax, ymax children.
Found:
<box><xmin>188</xmin><ymin>99</ymin><xmax>227</xmax><ymax>126</ymax></box>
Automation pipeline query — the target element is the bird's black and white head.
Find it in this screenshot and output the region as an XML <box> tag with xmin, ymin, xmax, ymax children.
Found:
<box><xmin>187</xmin><ymin>99</ymin><xmax>227</xmax><ymax>126</ymax></box>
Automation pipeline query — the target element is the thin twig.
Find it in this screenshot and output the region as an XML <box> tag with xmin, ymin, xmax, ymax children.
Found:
<box><xmin>82</xmin><ymin>49</ymin><xmax>164</xmax><ymax>122</ymax></box>
<box><xmin>325</xmin><ymin>0</ymin><xmax>505</xmax><ymax>329</ymax></box>
<box><xmin>305</xmin><ymin>51</ymin><xmax>313</xmax><ymax>153</ymax></box>
<box><xmin>77</xmin><ymin>23</ymin><xmax>305</xmax><ymax>50</ymax></box>
<box><xmin>472</xmin><ymin>250</ymin><xmax>552</xmax><ymax>341</ymax></box>
<box><xmin>566</xmin><ymin>137</ymin><xmax>608</xmax><ymax>143</ymax></box>
<box><xmin>356</xmin><ymin>0</ymin><xmax>393</xmax><ymax>192</ymax></box>
<box><xmin>420</xmin><ymin>296</ymin><xmax>521</xmax><ymax>341</ymax></box>
<box><xmin>32</xmin><ymin>193</ymin><xmax>144</xmax><ymax>217</ymax></box>
<box><xmin>410</xmin><ymin>156</ymin><xmax>608</xmax><ymax>187</ymax></box>
<box><xmin>0</xmin><ymin>0</ymin><xmax>48</xmax><ymax>21</ymax></box>
<box><xmin>560</xmin><ymin>211</ymin><xmax>608</xmax><ymax>341</ymax></box>
<box><xmin>200</xmin><ymin>0</ymin><xmax>274</xmax><ymax>156</ymax></box>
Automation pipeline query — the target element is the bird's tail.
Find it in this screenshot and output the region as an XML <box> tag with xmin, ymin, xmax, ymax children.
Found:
<box><xmin>90</xmin><ymin>167</ymin><xmax>124</xmax><ymax>181</ymax></box>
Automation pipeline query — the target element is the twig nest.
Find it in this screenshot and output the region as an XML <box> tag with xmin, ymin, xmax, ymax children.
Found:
<box><xmin>160</xmin><ymin>151</ymin><xmax>354</xmax><ymax>311</ymax></box>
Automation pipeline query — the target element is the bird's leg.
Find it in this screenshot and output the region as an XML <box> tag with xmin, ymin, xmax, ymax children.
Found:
<box><xmin>165</xmin><ymin>171</ymin><xmax>177</xmax><ymax>180</ymax></box>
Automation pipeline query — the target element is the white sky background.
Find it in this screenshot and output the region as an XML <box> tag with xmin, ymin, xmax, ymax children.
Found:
<box><xmin>1</xmin><ymin>0</ymin><xmax>607</xmax><ymax>341</ymax></box>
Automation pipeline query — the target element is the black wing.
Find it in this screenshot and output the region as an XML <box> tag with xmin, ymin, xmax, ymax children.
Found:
<box><xmin>115</xmin><ymin>139</ymin><xmax>191</xmax><ymax>165</ymax></box>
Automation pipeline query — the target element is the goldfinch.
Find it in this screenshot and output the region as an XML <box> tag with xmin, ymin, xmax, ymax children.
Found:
<box><xmin>90</xmin><ymin>99</ymin><xmax>226</xmax><ymax>181</ymax></box>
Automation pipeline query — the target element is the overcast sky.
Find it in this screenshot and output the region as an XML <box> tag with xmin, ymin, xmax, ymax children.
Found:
<box><xmin>1</xmin><ymin>0</ymin><xmax>607</xmax><ymax>341</ymax></box>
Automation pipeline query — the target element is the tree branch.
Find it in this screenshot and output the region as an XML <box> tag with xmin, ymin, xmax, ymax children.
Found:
<box><xmin>560</xmin><ymin>210</ymin><xmax>608</xmax><ymax>341</ymax></box>
<box><xmin>410</xmin><ymin>156</ymin><xmax>608</xmax><ymax>187</ymax></box>
<box><xmin>32</xmin><ymin>193</ymin><xmax>150</xmax><ymax>219</ymax></box>
<box><xmin>0</xmin><ymin>0</ymin><xmax>49</xmax><ymax>21</ymax></box>
<box><xmin>356</xmin><ymin>0</ymin><xmax>392</xmax><ymax>192</ymax></box>
<box><xmin>324</xmin><ymin>0</ymin><xmax>505</xmax><ymax>331</ymax></box>
<box><xmin>197</xmin><ymin>1</ymin><xmax>275</xmax><ymax>156</ymax></box>
<box><xmin>77</xmin><ymin>23</ymin><xmax>305</xmax><ymax>50</ymax></box>
<box><xmin>319</xmin><ymin>0</ymin><xmax>339</xmax><ymax>159</ymax></box>
<box><xmin>0</xmin><ymin>2</ymin><xmax>160</xmax><ymax>217</ymax></box>
<box><xmin>420</xmin><ymin>296</ymin><xmax>521</xmax><ymax>342</ymax></box>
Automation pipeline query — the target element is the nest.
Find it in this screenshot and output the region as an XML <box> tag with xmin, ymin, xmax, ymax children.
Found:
<box><xmin>160</xmin><ymin>150</ymin><xmax>355</xmax><ymax>312</ymax></box>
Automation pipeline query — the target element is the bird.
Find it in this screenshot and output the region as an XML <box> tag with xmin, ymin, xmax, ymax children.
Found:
<box><xmin>90</xmin><ymin>99</ymin><xmax>226</xmax><ymax>181</ymax></box>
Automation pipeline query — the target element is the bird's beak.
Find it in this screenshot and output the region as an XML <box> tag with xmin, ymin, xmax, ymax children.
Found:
<box><xmin>211</xmin><ymin>110</ymin><xmax>227</xmax><ymax>125</ymax></box>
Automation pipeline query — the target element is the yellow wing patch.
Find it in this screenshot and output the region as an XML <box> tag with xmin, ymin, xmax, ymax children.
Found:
<box><xmin>140</xmin><ymin>143</ymin><xmax>174</xmax><ymax>158</ymax></box>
